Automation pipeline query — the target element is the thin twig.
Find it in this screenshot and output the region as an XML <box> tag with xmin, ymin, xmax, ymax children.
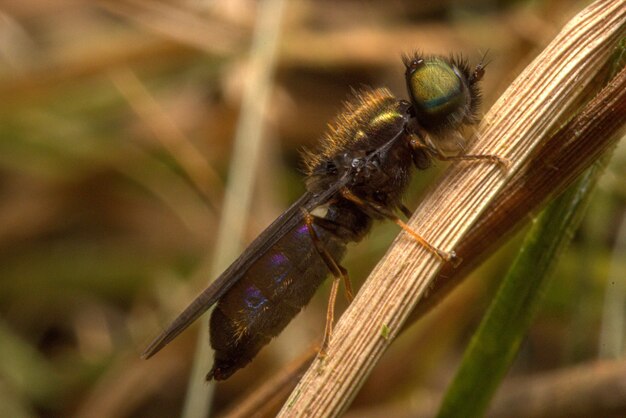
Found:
<box><xmin>279</xmin><ymin>1</ymin><xmax>626</xmax><ymax>416</ymax></box>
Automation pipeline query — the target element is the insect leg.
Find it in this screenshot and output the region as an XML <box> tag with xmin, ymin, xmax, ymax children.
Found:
<box><xmin>399</xmin><ymin>204</ymin><xmax>413</xmax><ymax>219</ymax></box>
<box><xmin>410</xmin><ymin>137</ymin><xmax>509</xmax><ymax>172</ymax></box>
<box><xmin>301</xmin><ymin>208</ymin><xmax>353</xmax><ymax>355</ymax></box>
<box><xmin>302</xmin><ymin>212</ymin><xmax>354</xmax><ymax>302</ymax></box>
<box><xmin>433</xmin><ymin>151</ymin><xmax>510</xmax><ymax>172</ymax></box>
<box><xmin>407</xmin><ymin>126</ymin><xmax>510</xmax><ymax>173</ymax></box>
<box><xmin>340</xmin><ymin>188</ymin><xmax>456</xmax><ymax>263</ymax></box>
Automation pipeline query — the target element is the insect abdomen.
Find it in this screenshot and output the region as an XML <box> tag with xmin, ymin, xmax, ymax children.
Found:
<box><xmin>208</xmin><ymin>221</ymin><xmax>346</xmax><ymax>380</ymax></box>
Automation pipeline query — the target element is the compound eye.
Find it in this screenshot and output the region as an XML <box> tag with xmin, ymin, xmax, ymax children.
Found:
<box><xmin>406</xmin><ymin>58</ymin><xmax>466</xmax><ymax>129</ymax></box>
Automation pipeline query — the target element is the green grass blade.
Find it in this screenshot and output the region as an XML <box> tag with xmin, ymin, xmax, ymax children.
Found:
<box><xmin>435</xmin><ymin>157</ymin><xmax>612</xmax><ymax>418</ymax></box>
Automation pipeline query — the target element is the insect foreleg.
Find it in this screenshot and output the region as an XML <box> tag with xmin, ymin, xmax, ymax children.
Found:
<box><xmin>409</xmin><ymin>135</ymin><xmax>509</xmax><ymax>172</ymax></box>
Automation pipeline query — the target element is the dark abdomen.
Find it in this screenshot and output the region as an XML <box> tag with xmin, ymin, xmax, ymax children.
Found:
<box><xmin>208</xmin><ymin>219</ymin><xmax>350</xmax><ymax>380</ymax></box>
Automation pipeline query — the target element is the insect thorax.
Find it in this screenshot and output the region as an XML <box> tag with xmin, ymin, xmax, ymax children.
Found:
<box><xmin>303</xmin><ymin>90</ymin><xmax>416</xmax><ymax>219</ymax></box>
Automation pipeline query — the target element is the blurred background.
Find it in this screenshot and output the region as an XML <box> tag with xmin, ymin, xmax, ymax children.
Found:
<box><xmin>0</xmin><ymin>0</ymin><xmax>624</xmax><ymax>417</ymax></box>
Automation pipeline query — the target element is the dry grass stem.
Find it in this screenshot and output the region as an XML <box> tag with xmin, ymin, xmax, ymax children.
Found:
<box><xmin>279</xmin><ymin>1</ymin><xmax>626</xmax><ymax>416</ymax></box>
<box><xmin>182</xmin><ymin>0</ymin><xmax>286</xmax><ymax>417</ymax></box>
<box><xmin>222</xmin><ymin>347</ymin><xmax>317</xmax><ymax>418</ymax></box>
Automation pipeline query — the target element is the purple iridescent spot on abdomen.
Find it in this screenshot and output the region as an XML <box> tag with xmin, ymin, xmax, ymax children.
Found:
<box><xmin>296</xmin><ymin>222</ymin><xmax>324</xmax><ymax>242</ymax></box>
<box><xmin>270</xmin><ymin>252</ymin><xmax>290</xmax><ymax>285</ymax></box>
<box><xmin>244</xmin><ymin>285</ymin><xmax>268</xmax><ymax>310</ymax></box>
<box><xmin>296</xmin><ymin>223</ymin><xmax>309</xmax><ymax>238</ymax></box>
<box><xmin>271</xmin><ymin>252</ymin><xmax>288</xmax><ymax>266</ymax></box>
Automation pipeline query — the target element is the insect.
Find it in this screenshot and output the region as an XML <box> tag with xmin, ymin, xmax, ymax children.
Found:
<box><xmin>142</xmin><ymin>52</ymin><xmax>504</xmax><ymax>380</ymax></box>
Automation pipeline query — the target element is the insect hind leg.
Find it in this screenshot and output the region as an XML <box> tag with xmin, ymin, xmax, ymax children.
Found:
<box><xmin>301</xmin><ymin>208</ymin><xmax>353</xmax><ymax>356</ymax></box>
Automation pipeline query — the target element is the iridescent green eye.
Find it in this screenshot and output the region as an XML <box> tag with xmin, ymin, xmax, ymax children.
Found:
<box><xmin>409</xmin><ymin>58</ymin><xmax>463</xmax><ymax>116</ymax></box>
<box><xmin>403</xmin><ymin>54</ymin><xmax>481</xmax><ymax>135</ymax></box>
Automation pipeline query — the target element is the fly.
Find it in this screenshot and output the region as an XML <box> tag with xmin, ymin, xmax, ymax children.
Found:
<box><xmin>142</xmin><ymin>52</ymin><xmax>506</xmax><ymax>380</ymax></box>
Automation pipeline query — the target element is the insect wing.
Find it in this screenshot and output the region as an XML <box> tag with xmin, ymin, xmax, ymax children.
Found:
<box><xmin>141</xmin><ymin>179</ymin><xmax>350</xmax><ymax>359</ymax></box>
